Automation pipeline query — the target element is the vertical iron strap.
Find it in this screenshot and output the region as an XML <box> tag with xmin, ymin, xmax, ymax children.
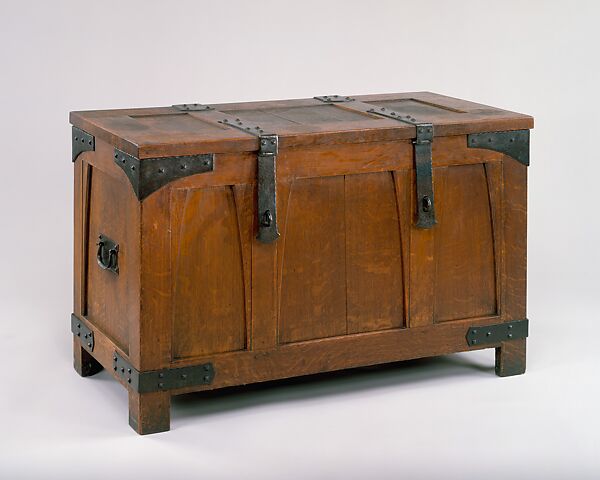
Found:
<box><xmin>414</xmin><ymin>124</ymin><xmax>436</xmax><ymax>228</ymax></box>
<box><xmin>257</xmin><ymin>135</ymin><xmax>280</xmax><ymax>243</ymax></box>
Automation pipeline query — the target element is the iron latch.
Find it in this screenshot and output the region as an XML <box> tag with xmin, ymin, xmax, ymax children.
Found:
<box><xmin>217</xmin><ymin>116</ymin><xmax>280</xmax><ymax>243</ymax></box>
<box><xmin>366</xmin><ymin>107</ymin><xmax>436</xmax><ymax>228</ymax></box>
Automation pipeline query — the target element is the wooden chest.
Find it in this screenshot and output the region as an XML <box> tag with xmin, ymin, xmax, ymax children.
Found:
<box><xmin>70</xmin><ymin>92</ymin><xmax>532</xmax><ymax>434</ymax></box>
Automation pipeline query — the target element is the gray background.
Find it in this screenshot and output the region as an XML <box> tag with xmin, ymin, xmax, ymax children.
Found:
<box><xmin>1</xmin><ymin>0</ymin><xmax>598</xmax><ymax>478</ymax></box>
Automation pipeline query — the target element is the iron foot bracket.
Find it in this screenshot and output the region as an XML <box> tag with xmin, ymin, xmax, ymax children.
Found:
<box><xmin>71</xmin><ymin>313</ymin><xmax>94</xmax><ymax>352</ymax></box>
<box><xmin>466</xmin><ymin>319</ymin><xmax>529</xmax><ymax>347</ymax></box>
<box><xmin>113</xmin><ymin>352</ymin><xmax>215</xmax><ymax>394</ymax></box>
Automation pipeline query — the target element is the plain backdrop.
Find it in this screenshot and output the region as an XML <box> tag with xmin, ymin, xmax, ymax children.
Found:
<box><xmin>1</xmin><ymin>1</ymin><xmax>599</xmax><ymax>479</ymax></box>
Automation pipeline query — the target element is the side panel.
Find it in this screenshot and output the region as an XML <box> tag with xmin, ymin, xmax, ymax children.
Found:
<box><xmin>84</xmin><ymin>140</ymin><xmax>141</xmax><ymax>355</ymax></box>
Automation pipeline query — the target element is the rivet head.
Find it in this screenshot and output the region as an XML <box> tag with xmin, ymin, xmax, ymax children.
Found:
<box><xmin>130</xmin><ymin>165</ymin><xmax>135</xmax><ymax>171</ymax></box>
<box><xmin>508</xmin><ymin>324</ymin><xmax>513</xmax><ymax>329</ymax></box>
<box><xmin>113</xmin><ymin>356</ymin><xmax>118</xmax><ymax>362</ymax></box>
<box><xmin>121</xmin><ymin>367</ymin><xmax>125</xmax><ymax>373</ymax></box>
<box><xmin>204</xmin><ymin>365</ymin><xmax>210</xmax><ymax>372</ymax></box>
<box><xmin>83</xmin><ymin>334</ymin><xmax>88</xmax><ymax>339</ymax></box>
<box><xmin>87</xmin><ymin>342</ymin><xmax>92</xmax><ymax>348</ymax></box>
<box><xmin>181</xmin><ymin>374</ymin><xmax>187</xmax><ymax>380</ymax></box>
<box><xmin>127</xmin><ymin>368</ymin><xmax>132</xmax><ymax>374</ymax></box>
<box><xmin>471</xmin><ymin>339</ymin><xmax>477</xmax><ymax>345</ymax></box>
<box><xmin>270</xmin><ymin>140</ymin><xmax>276</xmax><ymax>145</ymax></box>
<box><xmin>472</xmin><ymin>329</ymin><xmax>478</xmax><ymax>335</ymax></box>
<box><xmin>77</xmin><ymin>323</ymin><xmax>81</xmax><ymax>328</ymax></box>
<box><xmin>158</xmin><ymin>373</ymin><xmax>164</xmax><ymax>378</ymax></box>
<box><xmin>158</xmin><ymin>168</ymin><xmax>165</xmax><ymax>173</ymax></box>
<box><xmin>113</xmin><ymin>366</ymin><xmax>117</xmax><ymax>371</ymax></box>
<box><xmin>74</xmin><ymin>137</ymin><xmax>78</xmax><ymax>141</ymax></box>
<box><xmin>486</xmin><ymin>331</ymin><xmax>492</xmax><ymax>336</ymax></box>
<box><xmin>508</xmin><ymin>333</ymin><xmax>513</xmax><ymax>339</ymax></box>
<box><xmin>158</xmin><ymin>382</ymin><xmax>164</xmax><ymax>388</ymax></box>
<box><xmin>203</xmin><ymin>375</ymin><xmax>210</xmax><ymax>382</ymax></box>
<box><xmin>261</xmin><ymin>140</ymin><xmax>266</xmax><ymax>145</ymax></box>
<box><xmin>127</xmin><ymin>378</ymin><xmax>131</xmax><ymax>383</ymax></box>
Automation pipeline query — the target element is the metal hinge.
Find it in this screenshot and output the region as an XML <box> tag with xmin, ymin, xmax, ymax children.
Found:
<box><xmin>71</xmin><ymin>313</ymin><xmax>94</xmax><ymax>352</ymax></box>
<box><xmin>112</xmin><ymin>352</ymin><xmax>215</xmax><ymax>393</ymax></box>
<box><xmin>217</xmin><ymin>117</ymin><xmax>280</xmax><ymax>243</ymax></box>
<box><xmin>367</xmin><ymin>107</ymin><xmax>436</xmax><ymax>228</ymax></box>
<box><xmin>466</xmin><ymin>319</ymin><xmax>529</xmax><ymax>347</ymax></box>
<box><xmin>314</xmin><ymin>95</ymin><xmax>355</xmax><ymax>103</ymax></box>
<box><xmin>172</xmin><ymin>103</ymin><xmax>214</xmax><ymax>112</ymax></box>
<box><xmin>467</xmin><ymin>130</ymin><xmax>530</xmax><ymax>166</ymax></box>
<box><xmin>72</xmin><ymin>126</ymin><xmax>95</xmax><ymax>162</ymax></box>
<box><xmin>114</xmin><ymin>149</ymin><xmax>214</xmax><ymax>200</ymax></box>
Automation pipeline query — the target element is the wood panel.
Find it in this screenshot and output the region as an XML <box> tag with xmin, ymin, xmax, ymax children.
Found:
<box><xmin>137</xmin><ymin>187</ymin><xmax>171</xmax><ymax>370</ymax></box>
<box><xmin>433</xmin><ymin>163</ymin><xmax>497</xmax><ymax>322</ymax></box>
<box><xmin>345</xmin><ymin>172</ymin><xmax>405</xmax><ymax>333</ymax></box>
<box><xmin>86</xmin><ymin>164</ymin><xmax>140</xmax><ymax>354</ymax></box>
<box><xmin>502</xmin><ymin>156</ymin><xmax>528</xmax><ymax>320</ymax></box>
<box><xmin>278</xmin><ymin>176</ymin><xmax>347</xmax><ymax>343</ymax></box>
<box><xmin>170</xmin><ymin>185</ymin><xmax>249</xmax><ymax>359</ymax></box>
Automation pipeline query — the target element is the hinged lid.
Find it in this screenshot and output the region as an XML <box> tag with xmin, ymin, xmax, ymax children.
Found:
<box><xmin>69</xmin><ymin>92</ymin><xmax>533</xmax><ymax>159</ymax></box>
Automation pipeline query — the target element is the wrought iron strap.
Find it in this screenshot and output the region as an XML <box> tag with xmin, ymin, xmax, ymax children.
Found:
<box><xmin>366</xmin><ymin>106</ymin><xmax>437</xmax><ymax>228</ymax></box>
<box><xmin>257</xmin><ymin>135</ymin><xmax>280</xmax><ymax>242</ymax></box>
<box><xmin>215</xmin><ymin>115</ymin><xmax>280</xmax><ymax>243</ymax></box>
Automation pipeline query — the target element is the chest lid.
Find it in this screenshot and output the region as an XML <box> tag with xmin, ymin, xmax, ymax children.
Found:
<box><xmin>70</xmin><ymin>91</ymin><xmax>533</xmax><ymax>159</ymax></box>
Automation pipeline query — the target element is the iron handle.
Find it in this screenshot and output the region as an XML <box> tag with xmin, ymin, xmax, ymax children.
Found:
<box><xmin>96</xmin><ymin>234</ymin><xmax>119</xmax><ymax>274</ymax></box>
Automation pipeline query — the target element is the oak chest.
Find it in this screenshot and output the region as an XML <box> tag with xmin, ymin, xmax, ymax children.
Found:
<box><xmin>70</xmin><ymin>92</ymin><xmax>532</xmax><ymax>434</ymax></box>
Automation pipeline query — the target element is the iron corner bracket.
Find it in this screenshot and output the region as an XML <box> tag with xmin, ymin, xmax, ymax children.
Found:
<box><xmin>71</xmin><ymin>313</ymin><xmax>94</xmax><ymax>352</ymax></box>
<box><xmin>466</xmin><ymin>319</ymin><xmax>529</xmax><ymax>347</ymax></box>
<box><xmin>114</xmin><ymin>149</ymin><xmax>214</xmax><ymax>201</ymax></box>
<box><xmin>72</xmin><ymin>126</ymin><xmax>95</xmax><ymax>162</ymax></box>
<box><xmin>467</xmin><ymin>129</ymin><xmax>530</xmax><ymax>166</ymax></box>
<box><xmin>112</xmin><ymin>352</ymin><xmax>215</xmax><ymax>393</ymax></box>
